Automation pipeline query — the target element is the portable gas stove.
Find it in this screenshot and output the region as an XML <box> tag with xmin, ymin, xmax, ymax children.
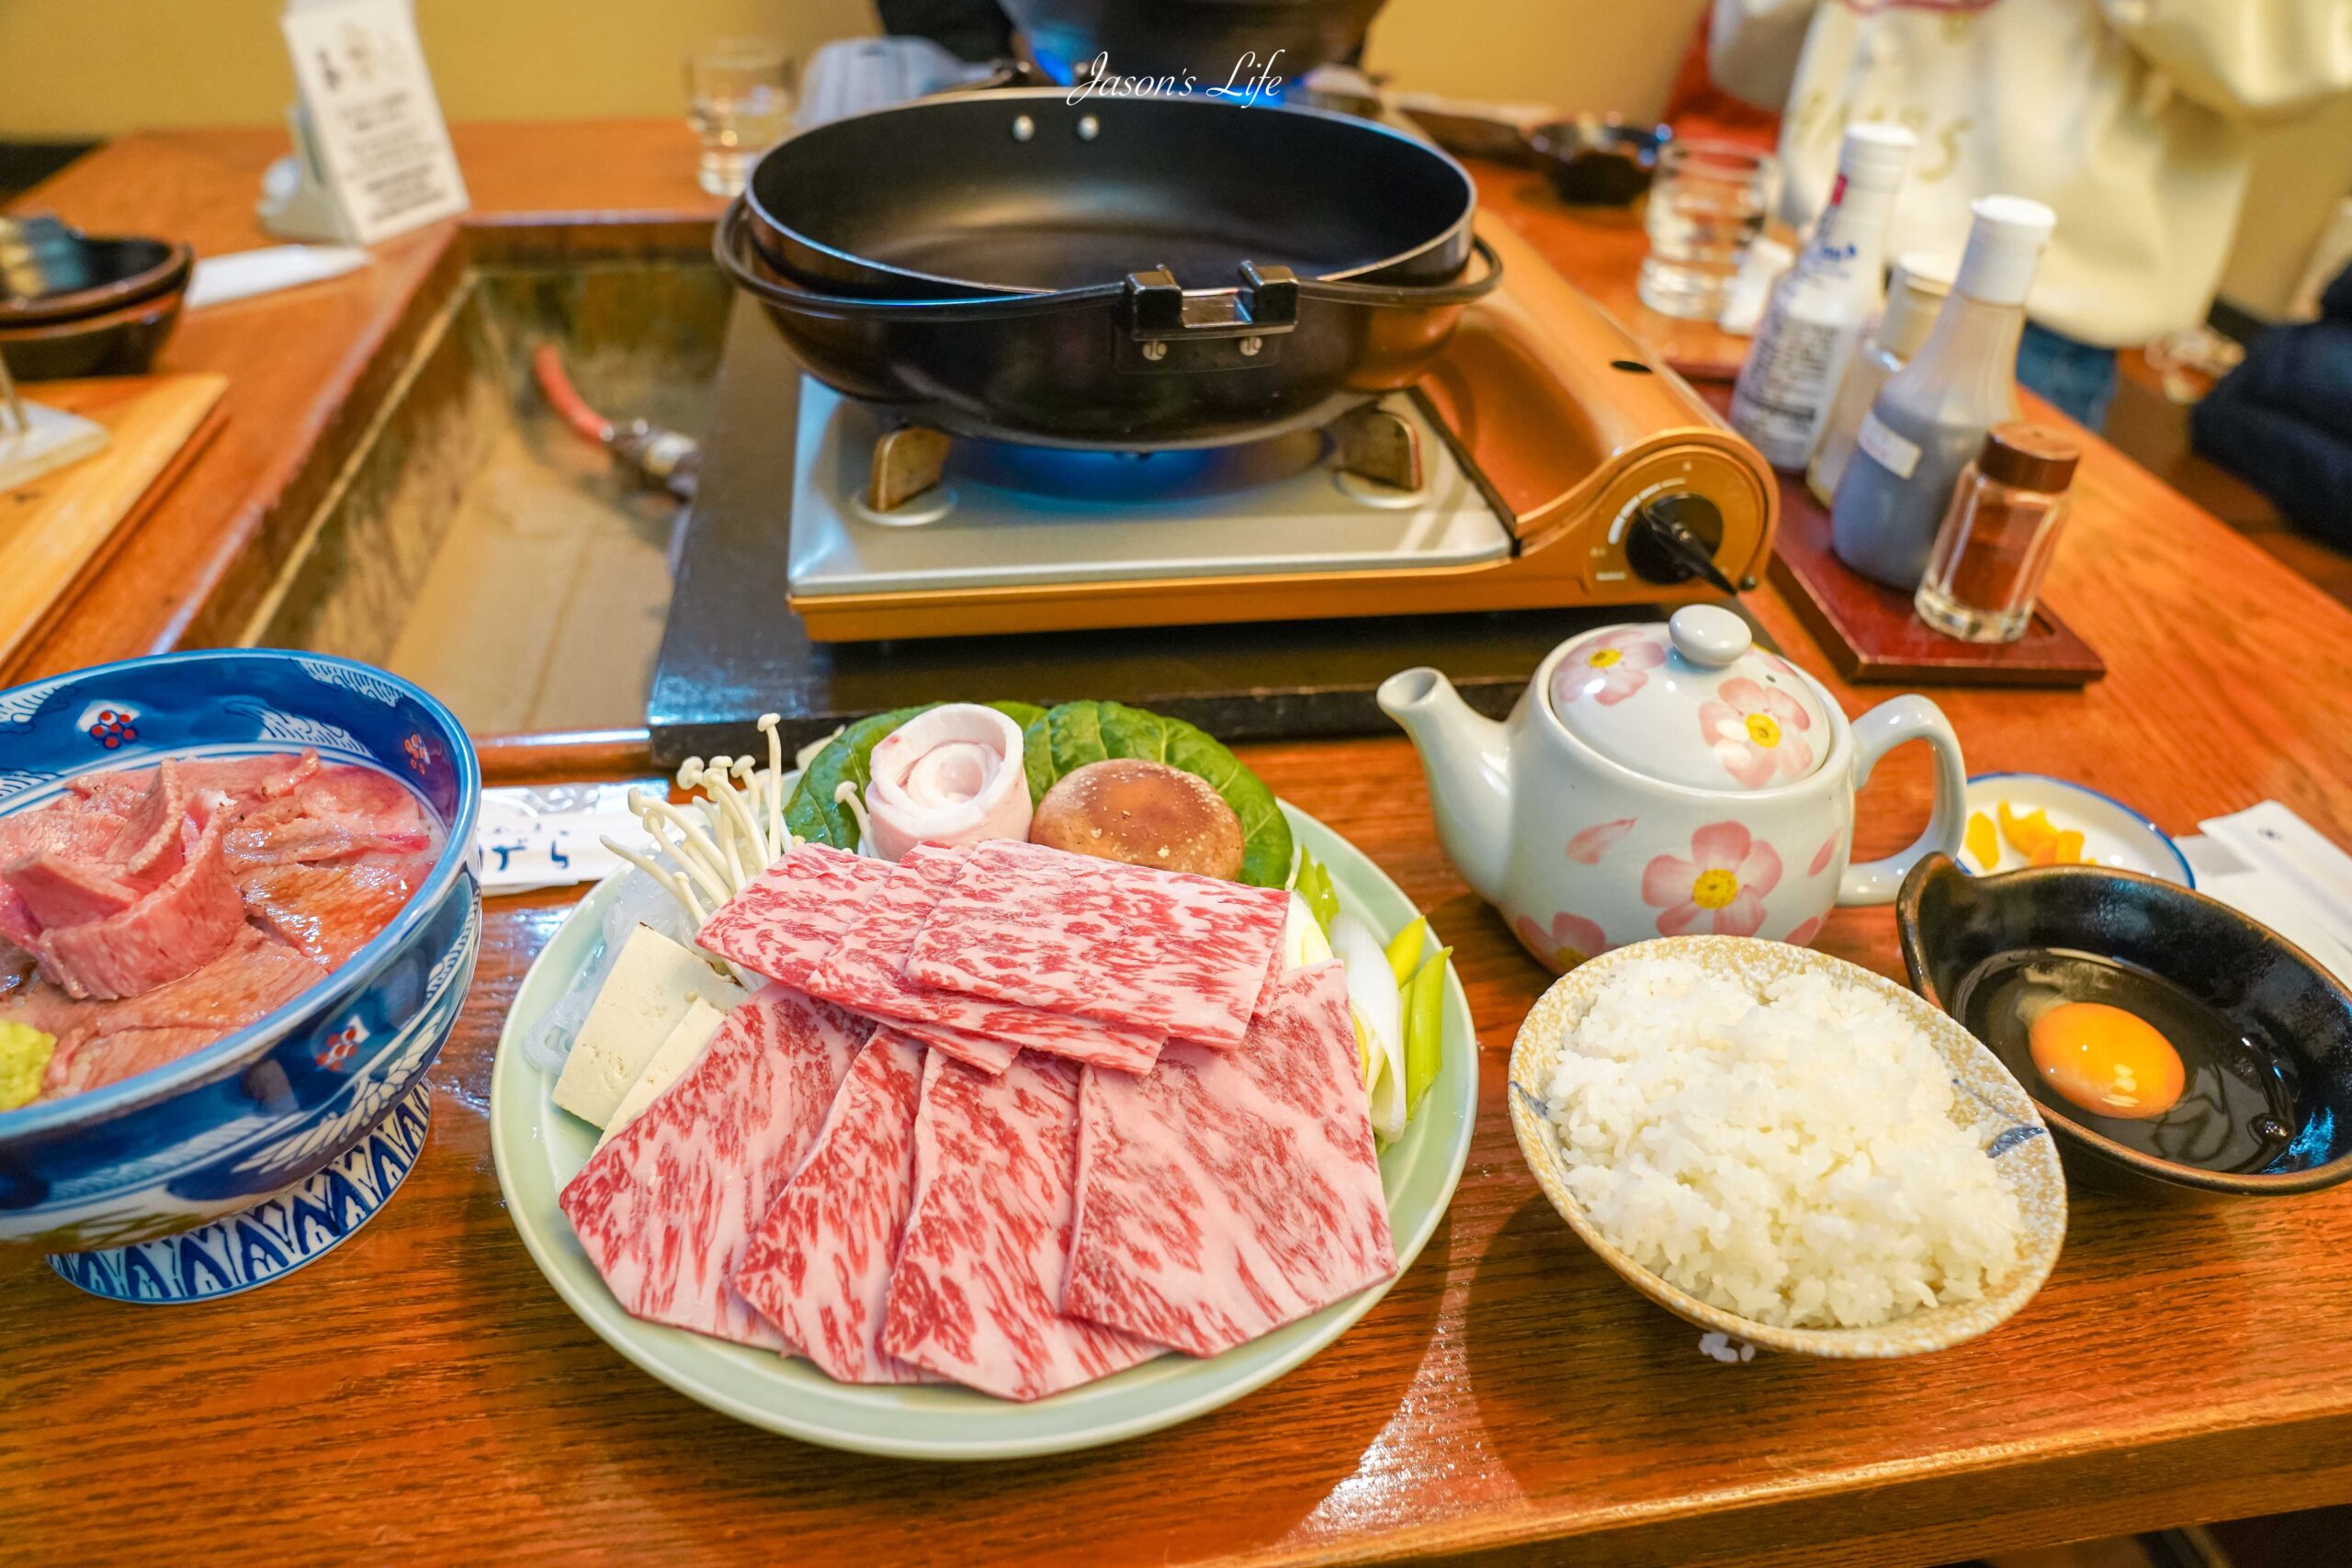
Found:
<box><xmin>644</xmin><ymin>41</ymin><xmax>1778</xmax><ymax>761</ymax></box>
<box><xmin>780</xmin><ymin>213</ymin><xmax>1773</xmax><ymax>642</ymax></box>
<box><xmin>648</xmin><ymin>220</ymin><xmax>1779</xmax><ymax>762</ymax></box>
<box><xmin>786</xmin><ymin>384</ymin><xmax>1506</xmax><ymax>616</ymax></box>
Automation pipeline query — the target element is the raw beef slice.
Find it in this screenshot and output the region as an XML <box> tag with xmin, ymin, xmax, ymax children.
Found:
<box><xmin>902</xmin><ymin>840</ymin><xmax>1288</xmax><ymax>1048</ymax></box>
<box><xmin>1063</xmin><ymin>961</ymin><xmax>1396</xmax><ymax>1359</ymax></box>
<box><xmin>50</xmin><ymin>1026</ymin><xmax>221</xmax><ymax>1097</ymax></box>
<box><xmin>104</xmin><ymin>757</ymin><xmax>188</xmax><ymax>877</ymax></box>
<box><xmin>734</xmin><ymin>1028</ymin><xmax>938</xmax><ymax>1384</ymax></box>
<box><xmin>882</xmin><ymin>1050</ymin><xmax>1159</xmax><ymax>1401</ymax></box>
<box><xmin>241</xmin><ymin>857</ymin><xmax>428</xmax><ymax>968</ymax></box>
<box><xmin>799</xmin><ymin>845</ymin><xmax>1161</xmax><ymax>1076</ymax></box>
<box><xmin>696</xmin><ymin>840</ymin><xmax>894</xmax><ymax>986</ymax></box>
<box><xmin>74</xmin><ymin>750</ymin><xmax>319</xmax><ymax>814</ymax></box>
<box><xmin>39</xmin><ymin>927</ymin><xmax>329</xmax><ymax>1096</ymax></box>
<box><xmin>4</xmin><ymin>853</ymin><xmax>139</xmax><ymax>929</ymax></box>
<box><xmin>34</xmin><ymin>809</ymin><xmax>244</xmax><ymax>1001</ymax></box>
<box><xmin>560</xmin><ymin>985</ymin><xmax>873</xmax><ymax>1348</ymax></box>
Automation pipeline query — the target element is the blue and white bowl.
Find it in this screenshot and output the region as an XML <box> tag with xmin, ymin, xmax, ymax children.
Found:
<box><xmin>0</xmin><ymin>650</ymin><xmax>481</xmax><ymax>1255</ymax></box>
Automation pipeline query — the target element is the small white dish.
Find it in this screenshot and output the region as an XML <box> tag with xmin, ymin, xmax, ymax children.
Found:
<box><xmin>1963</xmin><ymin>773</ymin><xmax>2192</xmax><ymax>886</ymax></box>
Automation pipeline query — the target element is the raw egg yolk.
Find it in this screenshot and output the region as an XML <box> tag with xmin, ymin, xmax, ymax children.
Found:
<box><xmin>2027</xmin><ymin>1001</ymin><xmax>2185</xmax><ymax>1120</ymax></box>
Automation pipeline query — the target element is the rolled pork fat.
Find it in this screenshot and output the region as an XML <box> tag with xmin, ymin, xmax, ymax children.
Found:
<box><xmin>863</xmin><ymin>705</ymin><xmax>1034</xmax><ymax>861</ymax></box>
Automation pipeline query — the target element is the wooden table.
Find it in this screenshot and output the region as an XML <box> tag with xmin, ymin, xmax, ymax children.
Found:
<box><xmin>11</xmin><ymin>123</ymin><xmax>2352</xmax><ymax>1568</ymax></box>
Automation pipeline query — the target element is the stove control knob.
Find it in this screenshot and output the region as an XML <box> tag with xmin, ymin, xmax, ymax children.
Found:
<box><xmin>1627</xmin><ymin>493</ymin><xmax>1738</xmax><ymax>596</ymax></box>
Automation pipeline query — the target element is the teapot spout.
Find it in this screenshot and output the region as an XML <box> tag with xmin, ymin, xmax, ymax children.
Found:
<box><xmin>1377</xmin><ymin>667</ymin><xmax>1513</xmax><ymax>904</ymax></box>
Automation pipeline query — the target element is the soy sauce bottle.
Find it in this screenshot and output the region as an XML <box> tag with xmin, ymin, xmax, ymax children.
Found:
<box><xmin>1729</xmin><ymin>122</ymin><xmax>1915</xmax><ymax>471</ymax></box>
<box><xmin>1829</xmin><ymin>196</ymin><xmax>2055</xmax><ymax>591</ymax></box>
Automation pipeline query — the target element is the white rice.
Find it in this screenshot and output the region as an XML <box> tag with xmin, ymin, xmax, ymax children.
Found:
<box><xmin>1544</xmin><ymin>954</ymin><xmax>2023</xmax><ymax>1330</ymax></box>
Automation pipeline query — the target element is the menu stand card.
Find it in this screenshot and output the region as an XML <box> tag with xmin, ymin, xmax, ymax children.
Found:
<box><xmin>262</xmin><ymin>0</ymin><xmax>468</xmax><ymax>246</ymax></box>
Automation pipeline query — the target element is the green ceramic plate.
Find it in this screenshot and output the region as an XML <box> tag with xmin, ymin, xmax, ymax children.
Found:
<box><xmin>488</xmin><ymin>801</ymin><xmax>1477</xmax><ymax>1460</ymax></box>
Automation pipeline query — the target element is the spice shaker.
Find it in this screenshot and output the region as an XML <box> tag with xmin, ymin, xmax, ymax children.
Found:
<box><xmin>1805</xmin><ymin>253</ymin><xmax>1955</xmax><ymax>504</ymax></box>
<box><xmin>1914</xmin><ymin>422</ymin><xmax>2082</xmax><ymax>643</ymax></box>
<box><xmin>1829</xmin><ymin>196</ymin><xmax>2055</xmax><ymax>590</ymax></box>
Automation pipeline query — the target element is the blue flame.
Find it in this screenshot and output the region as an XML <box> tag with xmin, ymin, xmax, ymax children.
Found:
<box><xmin>961</xmin><ymin>444</ymin><xmax>1223</xmax><ymax>503</ymax></box>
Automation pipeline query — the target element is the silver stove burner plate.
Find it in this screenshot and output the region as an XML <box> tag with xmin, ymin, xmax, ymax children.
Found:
<box><xmin>786</xmin><ymin>381</ymin><xmax>1513</xmax><ymax>598</ymax></box>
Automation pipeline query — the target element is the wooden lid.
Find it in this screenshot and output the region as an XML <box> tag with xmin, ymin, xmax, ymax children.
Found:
<box><xmin>1981</xmin><ymin>422</ymin><xmax>2080</xmax><ymax>493</ymax></box>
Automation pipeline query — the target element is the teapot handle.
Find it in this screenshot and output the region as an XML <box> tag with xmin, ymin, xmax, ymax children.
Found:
<box><xmin>1837</xmin><ymin>695</ymin><xmax>1967</xmax><ymax>907</ymax></box>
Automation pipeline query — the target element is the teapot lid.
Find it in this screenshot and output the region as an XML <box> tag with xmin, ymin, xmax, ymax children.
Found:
<box><xmin>1546</xmin><ymin>606</ymin><xmax>1831</xmax><ymax>791</ymax></box>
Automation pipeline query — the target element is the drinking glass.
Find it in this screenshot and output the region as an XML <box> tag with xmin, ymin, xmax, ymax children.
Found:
<box><xmin>1637</xmin><ymin>141</ymin><xmax>1778</xmax><ymax>321</ymax></box>
<box><xmin>686</xmin><ymin>39</ymin><xmax>794</xmax><ymax>197</ymax></box>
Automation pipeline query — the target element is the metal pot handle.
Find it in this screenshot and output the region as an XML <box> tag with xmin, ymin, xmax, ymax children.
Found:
<box><xmin>717</xmin><ymin>197</ymin><xmax>1505</xmax><ymax>321</ymax></box>
<box><xmin>1121</xmin><ymin>262</ymin><xmax>1301</xmax><ymax>344</ymax></box>
<box><xmin>1297</xmin><ymin>233</ymin><xmax>1503</xmax><ymax>309</ymax></box>
<box><xmin>717</xmin><ymin>197</ymin><xmax>1101</xmax><ymax>319</ymax></box>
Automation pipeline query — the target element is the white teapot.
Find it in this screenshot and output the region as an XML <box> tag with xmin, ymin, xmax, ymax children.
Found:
<box><xmin>1377</xmin><ymin>605</ymin><xmax>1966</xmax><ymax>970</ymax></box>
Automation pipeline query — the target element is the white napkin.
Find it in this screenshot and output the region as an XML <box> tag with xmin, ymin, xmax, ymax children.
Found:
<box><xmin>475</xmin><ymin>784</ymin><xmax>655</xmax><ymax>896</ymax></box>
<box><xmin>2176</xmin><ymin>801</ymin><xmax>2352</xmax><ymax>986</ymax></box>
<box><xmin>186</xmin><ymin>244</ymin><xmax>368</xmax><ymax>310</ymax></box>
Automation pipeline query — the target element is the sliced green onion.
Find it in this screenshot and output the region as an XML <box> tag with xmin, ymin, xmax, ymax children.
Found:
<box><xmin>1384</xmin><ymin>916</ymin><xmax>1428</xmax><ymax>987</ymax></box>
<box><xmin>1298</xmin><ymin>858</ymin><xmax>1339</xmax><ymax>938</ymax></box>
<box><xmin>1404</xmin><ymin>945</ymin><xmax>1451</xmax><ymax>1114</ymax></box>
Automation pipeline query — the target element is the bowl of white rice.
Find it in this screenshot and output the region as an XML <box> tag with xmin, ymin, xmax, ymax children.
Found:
<box><xmin>1508</xmin><ymin>936</ymin><xmax>2066</xmax><ymax>1358</ymax></box>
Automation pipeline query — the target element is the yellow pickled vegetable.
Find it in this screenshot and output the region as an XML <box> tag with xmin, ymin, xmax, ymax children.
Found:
<box><xmin>1965</xmin><ymin>810</ymin><xmax>1999</xmax><ymax>869</ymax></box>
<box><xmin>2030</xmin><ymin>829</ymin><xmax>2087</xmax><ymax>866</ymax></box>
<box><xmin>1997</xmin><ymin>802</ymin><xmax>2060</xmax><ymax>859</ymax></box>
<box><xmin>0</xmin><ymin>1021</ymin><xmax>56</xmax><ymax>1111</ymax></box>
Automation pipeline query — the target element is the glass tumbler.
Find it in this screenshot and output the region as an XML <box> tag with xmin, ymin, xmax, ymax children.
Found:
<box><xmin>1637</xmin><ymin>141</ymin><xmax>1778</xmax><ymax>321</ymax></box>
<box><xmin>686</xmin><ymin>39</ymin><xmax>794</xmax><ymax>198</ymax></box>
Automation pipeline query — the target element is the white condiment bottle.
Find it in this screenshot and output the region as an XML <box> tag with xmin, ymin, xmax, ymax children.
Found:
<box><xmin>1829</xmin><ymin>196</ymin><xmax>2057</xmax><ymax>591</ymax></box>
<box><xmin>1804</xmin><ymin>253</ymin><xmax>1956</xmax><ymax>504</ymax></box>
<box><xmin>1728</xmin><ymin>122</ymin><xmax>1915</xmax><ymax>471</ymax></box>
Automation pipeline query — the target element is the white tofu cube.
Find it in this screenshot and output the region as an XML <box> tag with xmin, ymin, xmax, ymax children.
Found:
<box><xmin>551</xmin><ymin>925</ymin><xmax>746</xmax><ymax>1129</ymax></box>
<box><xmin>595</xmin><ymin>997</ymin><xmax>730</xmax><ymax>1149</ymax></box>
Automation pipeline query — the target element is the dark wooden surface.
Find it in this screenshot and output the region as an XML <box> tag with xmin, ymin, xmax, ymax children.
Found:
<box><xmin>1763</xmin><ymin>473</ymin><xmax>2107</xmax><ymax>687</ymax></box>
<box><xmin>9</xmin><ymin>123</ymin><xmax>2352</xmax><ymax>1568</ymax></box>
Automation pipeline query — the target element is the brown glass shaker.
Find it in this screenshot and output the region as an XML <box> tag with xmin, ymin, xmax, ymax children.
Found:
<box><xmin>1914</xmin><ymin>422</ymin><xmax>2081</xmax><ymax>643</ymax></box>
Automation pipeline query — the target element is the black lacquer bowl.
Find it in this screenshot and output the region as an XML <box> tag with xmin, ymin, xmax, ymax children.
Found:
<box><xmin>0</xmin><ymin>222</ymin><xmax>193</xmax><ymax>379</ymax></box>
<box><xmin>1898</xmin><ymin>852</ymin><xmax>2352</xmax><ymax>1200</ymax></box>
<box><xmin>1526</xmin><ymin>118</ymin><xmax>1669</xmax><ymax>207</ymax></box>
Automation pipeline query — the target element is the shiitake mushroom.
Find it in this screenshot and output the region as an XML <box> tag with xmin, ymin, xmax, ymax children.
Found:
<box><xmin>1029</xmin><ymin>759</ymin><xmax>1246</xmax><ymax>880</ymax></box>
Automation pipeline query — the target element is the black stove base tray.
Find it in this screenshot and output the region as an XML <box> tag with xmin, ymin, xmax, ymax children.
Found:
<box><xmin>651</xmin><ymin>604</ymin><xmax>1683</xmax><ymax>766</ymax></box>
<box><xmin>646</xmin><ymin>301</ymin><xmax>1765</xmax><ymax>765</ymax></box>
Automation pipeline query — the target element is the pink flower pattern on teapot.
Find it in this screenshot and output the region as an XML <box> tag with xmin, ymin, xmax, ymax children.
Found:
<box><xmin>1549</xmin><ymin>630</ymin><xmax>1665</xmax><ymax>708</ymax></box>
<box><xmin>1700</xmin><ymin>677</ymin><xmax>1816</xmax><ymax>789</ymax></box>
<box><xmin>1514</xmin><ymin>909</ymin><xmax>1608</xmax><ymax>971</ymax></box>
<box><xmin>1565</xmin><ymin>818</ymin><xmax>1636</xmax><ymax>864</ymax></box>
<box><xmin>1642</xmin><ymin>821</ymin><xmax>1782</xmax><ymax>938</ymax></box>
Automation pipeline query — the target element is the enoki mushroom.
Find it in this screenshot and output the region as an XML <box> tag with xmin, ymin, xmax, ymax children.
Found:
<box><xmin>601</xmin><ymin>712</ymin><xmax>797</xmax><ymax>980</ymax></box>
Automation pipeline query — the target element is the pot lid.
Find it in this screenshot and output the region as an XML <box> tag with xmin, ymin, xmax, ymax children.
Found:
<box><xmin>1546</xmin><ymin>606</ymin><xmax>1831</xmax><ymax>791</ymax></box>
